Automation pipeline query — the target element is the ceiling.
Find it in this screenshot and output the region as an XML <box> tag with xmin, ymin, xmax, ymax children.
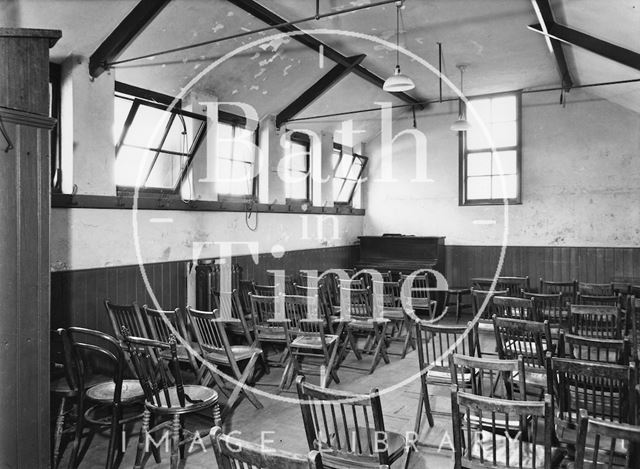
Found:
<box><xmin>5</xmin><ymin>0</ymin><xmax>640</xmax><ymax>142</ymax></box>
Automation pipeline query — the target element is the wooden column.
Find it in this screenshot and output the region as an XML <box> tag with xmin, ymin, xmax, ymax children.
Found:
<box><xmin>0</xmin><ymin>28</ymin><xmax>60</xmax><ymax>468</ymax></box>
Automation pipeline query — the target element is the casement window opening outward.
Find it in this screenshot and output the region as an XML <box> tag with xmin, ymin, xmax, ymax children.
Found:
<box><xmin>332</xmin><ymin>143</ymin><xmax>368</xmax><ymax>206</ymax></box>
<box><xmin>459</xmin><ymin>92</ymin><xmax>522</xmax><ymax>206</ymax></box>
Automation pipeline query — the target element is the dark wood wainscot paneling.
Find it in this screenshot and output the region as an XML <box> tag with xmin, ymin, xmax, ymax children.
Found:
<box><xmin>51</xmin><ymin>244</ymin><xmax>360</xmax><ymax>332</ymax></box>
<box><xmin>445</xmin><ymin>245</ymin><xmax>640</xmax><ymax>288</ymax></box>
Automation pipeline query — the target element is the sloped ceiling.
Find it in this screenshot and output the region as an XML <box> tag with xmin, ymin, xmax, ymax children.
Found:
<box><xmin>4</xmin><ymin>0</ymin><xmax>640</xmax><ymax>143</ymax></box>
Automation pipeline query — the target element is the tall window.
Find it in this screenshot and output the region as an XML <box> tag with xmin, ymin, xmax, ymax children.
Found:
<box><xmin>215</xmin><ymin>118</ymin><xmax>257</xmax><ymax>198</ymax></box>
<box><xmin>113</xmin><ymin>82</ymin><xmax>206</xmax><ymax>192</ymax></box>
<box><xmin>460</xmin><ymin>92</ymin><xmax>521</xmax><ymax>205</ymax></box>
<box><xmin>332</xmin><ymin>144</ymin><xmax>367</xmax><ymax>205</ymax></box>
<box><xmin>49</xmin><ymin>63</ymin><xmax>62</xmax><ymax>192</ymax></box>
<box><xmin>284</xmin><ymin>132</ymin><xmax>311</xmax><ymax>201</ymax></box>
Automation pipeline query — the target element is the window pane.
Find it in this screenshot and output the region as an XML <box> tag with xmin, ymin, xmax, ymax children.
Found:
<box><xmin>287</xmin><ymin>173</ymin><xmax>307</xmax><ymax>199</ymax></box>
<box><xmin>491</xmin><ymin>121</ymin><xmax>517</xmax><ymax>147</ymax></box>
<box><xmin>233</xmin><ymin>127</ymin><xmax>255</xmax><ymax>163</ymax></box>
<box><xmin>146</xmin><ymin>153</ymin><xmax>186</xmax><ymax>189</ymax></box>
<box><xmin>217</xmin><ymin>122</ymin><xmax>234</xmax><ymax>158</ymax></box>
<box><xmin>331</xmin><ymin>151</ymin><xmax>340</xmax><ymax>168</ymax></box>
<box><xmin>491</xmin><ymin>174</ymin><xmax>518</xmax><ymax>199</ymax></box>
<box><xmin>230</xmin><ymin>161</ymin><xmax>252</xmax><ymax>196</ymax></box>
<box><xmin>333</xmin><ymin>179</ymin><xmax>343</xmax><ymax>200</ymax></box>
<box><xmin>288</xmin><ymin>144</ymin><xmax>308</xmax><ymax>172</ymax></box>
<box><xmin>335</xmin><ymin>155</ymin><xmax>351</xmax><ymax>178</ymax></box>
<box><xmin>467</xmin><ymin>176</ymin><xmax>491</xmax><ymax>200</ymax></box>
<box><xmin>123</xmin><ymin>105</ymin><xmax>171</xmax><ymax>148</ymax></box>
<box><xmin>467</xmin><ymin>152</ymin><xmax>492</xmax><ymax>176</ymax></box>
<box><xmin>115</xmin><ymin>146</ymin><xmax>154</xmax><ymax>187</ymax></box>
<box><xmin>337</xmin><ymin>180</ymin><xmax>356</xmax><ymax>203</ymax></box>
<box><xmin>161</xmin><ymin>116</ymin><xmax>185</xmax><ymax>154</ymax></box>
<box><xmin>347</xmin><ymin>160</ymin><xmax>361</xmax><ymax>180</ymax></box>
<box><xmin>466</xmin><ymin>127</ymin><xmax>490</xmax><ymax>151</ymax></box>
<box><xmin>216</xmin><ymin>158</ymin><xmax>232</xmax><ymax>194</ymax></box>
<box><xmin>468</xmin><ymin>98</ymin><xmax>490</xmax><ymax>124</ymax></box>
<box><xmin>492</xmin><ymin>96</ymin><xmax>517</xmax><ymax>122</ymax></box>
<box><xmin>114</xmin><ymin>97</ymin><xmax>132</xmax><ymax>145</ymax></box>
<box><xmin>492</xmin><ymin>151</ymin><xmax>517</xmax><ymax>175</ymax></box>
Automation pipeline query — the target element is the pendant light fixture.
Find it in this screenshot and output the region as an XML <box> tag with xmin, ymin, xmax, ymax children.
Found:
<box><xmin>451</xmin><ymin>64</ymin><xmax>472</xmax><ymax>132</ymax></box>
<box><xmin>383</xmin><ymin>1</ymin><xmax>415</xmax><ymax>92</ymax></box>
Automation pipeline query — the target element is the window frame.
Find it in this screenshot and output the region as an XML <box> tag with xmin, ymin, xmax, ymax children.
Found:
<box><xmin>214</xmin><ymin>114</ymin><xmax>258</xmax><ymax>202</ymax></box>
<box><xmin>114</xmin><ymin>82</ymin><xmax>206</xmax><ymax>195</ymax></box>
<box><xmin>285</xmin><ymin>132</ymin><xmax>312</xmax><ymax>204</ymax></box>
<box><xmin>459</xmin><ymin>91</ymin><xmax>522</xmax><ymax>206</ymax></box>
<box><xmin>332</xmin><ymin>143</ymin><xmax>368</xmax><ymax>207</ymax></box>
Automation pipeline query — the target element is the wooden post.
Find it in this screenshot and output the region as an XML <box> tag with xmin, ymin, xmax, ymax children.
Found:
<box><xmin>0</xmin><ymin>27</ymin><xmax>60</xmax><ymax>468</ymax></box>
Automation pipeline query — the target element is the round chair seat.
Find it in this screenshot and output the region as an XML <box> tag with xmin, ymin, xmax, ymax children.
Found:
<box><xmin>51</xmin><ymin>374</ymin><xmax>110</xmax><ymax>396</ymax></box>
<box><xmin>323</xmin><ymin>427</ymin><xmax>406</xmax><ymax>467</ymax></box>
<box><xmin>146</xmin><ymin>385</ymin><xmax>218</xmax><ymax>415</ymax></box>
<box><xmin>86</xmin><ymin>379</ymin><xmax>145</xmax><ymax>403</ymax></box>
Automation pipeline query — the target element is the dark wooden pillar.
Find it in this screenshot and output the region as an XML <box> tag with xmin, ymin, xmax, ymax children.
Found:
<box><xmin>0</xmin><ymin>28</ymin><xmax>60</xmax><ymax>468</ymax></box>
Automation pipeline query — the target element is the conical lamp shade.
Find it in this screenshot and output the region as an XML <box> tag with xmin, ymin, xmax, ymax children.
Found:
<box><xmin>450</xmin><ymin>114</ymin><xmax>472</xmax><ymax>132</ymax></box>
<box><xmin>383</xmin><ymin>65</ymin><xmax>415</xmax><ymax>92</ymax></box>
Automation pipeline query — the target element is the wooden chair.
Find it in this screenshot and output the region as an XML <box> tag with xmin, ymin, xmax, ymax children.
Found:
<box><xmin>296</xmin><ymin>376</ymin><xmax>406</xmax><ymax>468</ymax></box>
<box><xmin>575</xmin><ymin>410</ymin><xmax>640</xmax><ymax>469</ymax></box>
<box><xmin>558</xmin><ymin>331</ymin><xmax>629</xmax><ymax>364</ymax></box>
<box><xmin>470</xmin><ymin>289</ymin><xmax>509</xmax><ymax>342</ymax></box>
<box><xmin>546</xmin><ymin>355</ymin><xmax>636</xmax><ymax>448</ymax></box>
<box><xmin>141</xmin><ymin>305</ymin><xmax>199</xmax><ymax>375</ymax></box>
<box><xmin>284</xmin><ymin>295</ymin><xmax>340</xmax><ymax>388</ymax></box>
<box><xmin>494</xmin><ymin>316</ymin><xmax>553</xmax><ymax>395</ymax></box>
<box><xmin>59</xmin><ymin>327</ymin><xmax>145</xmax><ymax>469</ymax></box>
<box><xmin>209</xmin><ymin>426</ymin><xmax>323</xmax><ymax>469</ymax></box>
<box><xmin>539</xmin><ymin>278</ymin><xmax>578</xmax><ymax>306</ymax></box>
<box><xmin>373</xmin><ymin>279</ymin><xmax>416</xmax><ymax>358</ymax></box>
<box><xmin>122</xmin><ymin>330</ymin><xmax>221</xmax><ymax>469</ymax></box>
<box><xmin>266</xmin><ymin>271</ymin><xmax>296</xmax><ymax>295</ymax></box>
<box><xmin>524</xmin><ymin>292</ymin><xmax>566</xmax><ymax>336</ymax></box>
<box><xmin>238</xmin><ymin>279</ymin><xmax>256</xmax><ymax>314</ymax></box>
<box><xmin>338</xmin><ymin>286</ymin><xmax>390</xmax><ymax>374</ymax></box>
<box><xmin>414</xmin><ymin>318</ymin><xmax>479</xmax><ymax>430</ymax></box>
<box><xmin>104</xmin><ymin>299</ymin><xmax>148</xmax><ymax>345</ymax></box>
<box><xmin>186</xmin><ymin>306</ymin><xmax>263</xmax><ymax>417</ymax></box>
<box><xmin>249</xmin><ymin>293</ymin><xmax>288</xmax><ymax>366</ymax></box>
<box><xmin>450</xmin><ymin>390</ymin><xmax>562</xmax><ymax>469</ymax></box>
<box><xmin>472</xmin><ymin>276</ymin><xmax>530</xmax><ymax>297</ymax></box>
<box><xmin>449</xmin><ymin>353</ymin><xmax>527</xmax><ymax>401</ymax></box>
<box><xmin>569</xmin><ymin>304</ymin><xmax>621</xmax><ymax>339</ymax></box>
<box><xmin>577</xmin><ymin>292</ymin><xmax>621</xmax><ymax>307</ymax></box>
<box><xmin>399</xmin><ymin>273</ymin><xmax>437</xmax><ymax>319</ymax></box>
<box><xmin>254</xmin><ymin>283</ymin><xmax>278</xmax><ymax>296</ymax></box>
<box><xmin>212</xmin><ymin>289</ymin><xmax>254</xmax><ymax>344</ymax></box>
<box><xmin>493</xmin><ymin>296</ymin><xmax>536</xmax><ymax>320</ymax></box>
<box><xmin>578</xmin><ymin>282</ymin><xmax>615</xmax><ymax>296</ymax></box>
<box><xmin>630</xmin><ymin>295</ymin><xmax>640</xmax><ymax>361</ymax></box>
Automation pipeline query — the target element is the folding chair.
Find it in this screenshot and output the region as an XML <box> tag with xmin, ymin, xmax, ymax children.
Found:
<box><xmin>186</xmin><ymin>306</ymin><xmax>263</xmax><ymax>417</ymax></box>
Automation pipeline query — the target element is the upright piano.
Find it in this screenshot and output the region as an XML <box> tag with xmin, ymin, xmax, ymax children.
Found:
<box><xmin>356</xmin><ymin>235</ymin><xmax>446</xmax><ymax>277</ymax></box>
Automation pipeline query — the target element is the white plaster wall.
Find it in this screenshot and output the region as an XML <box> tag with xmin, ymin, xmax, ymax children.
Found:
<box><xmin>51</xmin><ymin>209</ymin><xmax>363</xmax><ymax>271</ymax></box>
<box><xmin>363</xmin><ymin>89</ymin><xmax>640</xmax><ymax>247</ymax></box>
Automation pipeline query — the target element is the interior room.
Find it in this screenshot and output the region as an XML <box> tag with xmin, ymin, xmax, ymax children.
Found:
<box><xmin>1</xmin><ymin>0</ymin><xmax>639</xmax><ymax>467</ymax></box>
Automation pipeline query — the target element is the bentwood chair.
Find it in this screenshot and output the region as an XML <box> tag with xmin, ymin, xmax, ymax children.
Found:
<box><xmin>450</xmin><ymin>390</ymin><xmax>563</xmax><ymax>469</ymax></box>
<box><xmin>141</xmin><ymin>305</ymin><xmax>199</xmax><ymax>375</ymax></box>
<box><xmin>575</xmin><ymin>410</ymin><xmax>640</xmax><ymax>469</ymax></box>
<box><xmin>209</xmin><ymin>426</ymin><xmax>324</xmax><ymax>469</ymax></box>
<box><xmin>296</xmin><ymin>376</ymin><xmax>406</xmax><ymax>468</ymax></box>
<box><xmin>546</xmin><ymin>355</ymin><xmax>636</xmax><ymax>448</ymax></box>
<box><xmin>186</xmin><ymin>306</ymin><xmax>263</xmax><ymax>417</ymax></box>
<box><xmin>59</xmin><ymin>327</ymin><xmax>145</xmax><ymax>469</ymax></box>
<box><xmin>122</xmin><ymin>330</ymin><xmax>221</xmax><ymax>469</ymax></box>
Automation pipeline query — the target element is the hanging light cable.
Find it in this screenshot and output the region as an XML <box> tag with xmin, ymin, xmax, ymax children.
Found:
<box><xmin>451</xmin><ymin>64</ymin><xmax>472</xmax><ymax>132</ymax></box>
<box><xmin>383</xmin><ymin>1</ymin><xmax>415</xmax><ymax>92</ymax></box>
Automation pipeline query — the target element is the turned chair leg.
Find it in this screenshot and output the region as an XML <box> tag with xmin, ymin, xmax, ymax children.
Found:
<box><xmin>52</xmin><ymin>396</ymin><xmax>67</xmax><ymax>469</ymax></box>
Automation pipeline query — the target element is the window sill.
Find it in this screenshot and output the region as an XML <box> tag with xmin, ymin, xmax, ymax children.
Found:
<box><xmin>51</xmin><ymin>193</ymin><xmax>365</xmax><ymax>216</ymax></box>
